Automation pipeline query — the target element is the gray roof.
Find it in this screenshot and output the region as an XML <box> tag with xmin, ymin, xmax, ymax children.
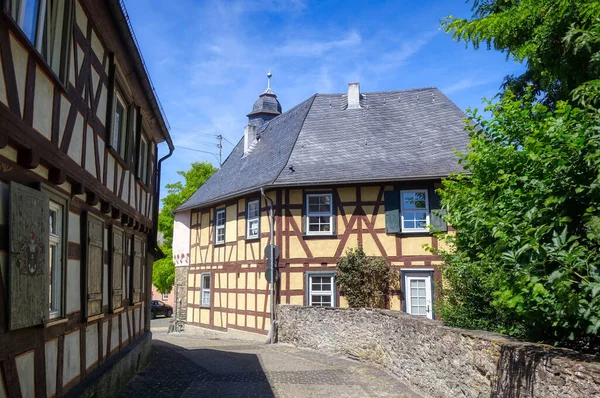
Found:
<box><xmin>177</xmin><ymin>87</ymin><xmax>469</xmax><ymax>212</ymax></box>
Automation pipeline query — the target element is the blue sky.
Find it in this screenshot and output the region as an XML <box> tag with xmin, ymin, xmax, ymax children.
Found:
<box><xmin>123</xmin><ymin>0</ymin><xmax>524</xmax><ymax>201</ymax></box>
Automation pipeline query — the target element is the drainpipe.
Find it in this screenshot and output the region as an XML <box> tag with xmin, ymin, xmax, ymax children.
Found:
<box><xmin>151</xmin><ymin>141</ymin><xmax>175</xmax><ymax>258</ymax></box>
<box><xmin>260</xmin><ymin>187</ymin><xmax>276</xmax><ymax>344</ymax></box>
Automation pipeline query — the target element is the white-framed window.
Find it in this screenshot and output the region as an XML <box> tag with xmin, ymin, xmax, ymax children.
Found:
<box><xmin>308</xmin><ymin>273</ymin><xmax>335</xmax><ymax>307</ymax></box>
<box><xmin>138</xmin><ymin>134</ymin><xmax>149</xmax><ymax>185</ymax></box>
<box><xmin>246</xmin><ymin>199</ymin><xmax>260</xmax><ymax>239</ymax></box>
<box><xmin>306</xmin><ymin>193</ymin><xmax>333</xmax><ymax>235</ymax></box>
<box><xmin>162</xmin><ymin>293</ymin><xmax>169</xmax><ymax>300</ymax></box>
<box><xmin>8</xmin><ymin>0</ymin><xmax>73</xmax><ymax>81</ymax></box>
<box><xmin>48</xmin><ymin>199</ymin><xmax>65</xmax><ymax>319</ymax></box>
<box><xmin>400</xmin><ymin>190</ymin><xmax>429</xmax><ymax>232</ymax></box>
<box><xmin>201</xmin><ymin>273</ymin><xmax>211</xmax><ymax>307</ymax></box>
<box><xmin>112</xmin><ymin>90</ymin><xmax>128</xmax><ymax>159</ymax></box>
<box><xmin>215</xmin><ymin>208</ymin><xmax>225</xmax><ymax>244</ymax></box>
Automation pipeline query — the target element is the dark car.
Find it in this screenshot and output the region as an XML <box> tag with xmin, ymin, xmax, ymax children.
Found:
<box><xmin>150</xmin><ymin>300</ymin><xmax>173</xmax><ymax>319</ymax></box>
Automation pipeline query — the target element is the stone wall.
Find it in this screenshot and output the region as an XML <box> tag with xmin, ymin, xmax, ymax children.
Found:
<box><xmin>174</xmin><ymin>266</ymin><xmax>189</xmax><ymax>327</ymax></box>
<box><xmin>277</xmin><ymin>305</ymin><xmax>600</xmax><ymax>398</ymax></box>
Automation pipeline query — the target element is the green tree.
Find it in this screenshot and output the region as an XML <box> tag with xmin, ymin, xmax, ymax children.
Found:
<box><xmin>336</xmin><ymin>245</ymin><xmax>398</xmax><ymax>308</ymax></box>
<box><xmin>159</xmin><ymin>161</ymin><xmax>217</xmax><ymax>247</ymax></box>
<box><xmin>437</xmin><ymin>90</ymin><xmax>600</xmax><ymax>350</ymax></box>
<box><xmin>153</xmin><ymin>246</ymin><xmax>174</xmax><ymax>294</ymax></box>
<box><xmin>153</xmin><ymin>161</ymin><xmax>217</xmax><ymax>293</ymax></box>
<box><xmin>442</xmin><ymin>0</ymin><xmax>600</xmax><ymax>107</ymax></box>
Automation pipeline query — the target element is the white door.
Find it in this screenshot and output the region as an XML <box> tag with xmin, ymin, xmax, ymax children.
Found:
<box><xmin>405</xmin><ymin>272</ymin><xmax>433</xmax><ymax>319</ymax></box>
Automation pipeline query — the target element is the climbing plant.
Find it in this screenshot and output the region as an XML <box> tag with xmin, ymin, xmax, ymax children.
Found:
<box><xmin>336</xmin><ymin>245</ymin><xmax>398</xmax><ymax>308</ymax></box>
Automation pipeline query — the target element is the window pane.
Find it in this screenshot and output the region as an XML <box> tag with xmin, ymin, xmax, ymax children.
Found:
<box><xmin>114</xmin><ymin>100</ymin><xmax>124</xmax><ymax>150</ymax></box>
<box><xmin>402</xmin><ymin>192</ymin><xmax>427</xmax><ymax>210</ymax></box>
<box><xmin>202</xmin><ymin>275</ymin><xmax>210</xmax><ymax>289</ymax></box>
<box><xmin>22</xmin><ymin>0</ymin><xmax>41</xmax><ymax>42</ymax></box>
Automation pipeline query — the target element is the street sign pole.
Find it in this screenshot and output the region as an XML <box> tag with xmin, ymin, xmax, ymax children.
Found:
<box><xmin>261</xmin><ymin>188</ymin><xmax>276</xmax><ymax>344</ymax></box>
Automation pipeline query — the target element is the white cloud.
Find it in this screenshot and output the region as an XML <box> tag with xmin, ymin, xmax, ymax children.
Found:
<box><xmin>376</xmin><ymin>31</ymin><xmax>438</xmax><ymax>71</ymax></box>
<box><xmin>278</xmin><ymin>31</ymin><xmax>362</xmax><ymax>57</ymax></box>
<box><xmin>441</xmin><ymin>77</ymin><xmax>497</xmax><ymax>94</ymax></box>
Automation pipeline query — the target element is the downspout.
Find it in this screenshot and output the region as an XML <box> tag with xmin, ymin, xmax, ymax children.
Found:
<box><xmin>260</xmin><ymin>187</ymin><xmax>276</xmax><ymax>344</ymax></box>
<box><xmin>151</xmin><ymin>140</ymin><xmax>175</xmax><ymax>258</ymax></box>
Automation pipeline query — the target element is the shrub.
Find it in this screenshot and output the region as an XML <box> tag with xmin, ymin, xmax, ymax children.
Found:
<box><xmin>336</xmin><ymin>245</ymin><xmax>398</xmax><ymax>308</ymax></box>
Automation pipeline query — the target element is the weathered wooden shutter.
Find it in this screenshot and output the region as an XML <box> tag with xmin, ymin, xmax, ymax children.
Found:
<box><xmin>132</xmin><ymin>236</ymin><xmax>142</xmax><ymax>303</ymax></box>
<box><xmin>9</xmin><ymin>182</ymin><xmax>49</xmax><ymax>330</ymax></box>
<box><xmin>384</xmin><ymin>190</ymin><xmax>400</xmax><ymax>233</ymax></box>
<box><xmin>111</xmin><ymin>226</ymin><xmax>124</xmax><ymax>310</ymax></box>
<box><xmin>84</xmin><ymin>213</ymin><xmax>104</xmax><ymax>318</ymax></box>
<box><xmin>429</xmin><ymin>188</ymin><xmax>448</xmax><ymax>232</ymax></box>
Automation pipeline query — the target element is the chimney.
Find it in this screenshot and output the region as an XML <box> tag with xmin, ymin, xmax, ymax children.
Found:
<box><xmin>244</xmin><ymin>124</ymin><xmax>258</xmax><ymax>155</ymax></box>
<box><xmin>347</xmin><ymin>82</ymin><xmax>362</xmax><ymax>109</ymax></box>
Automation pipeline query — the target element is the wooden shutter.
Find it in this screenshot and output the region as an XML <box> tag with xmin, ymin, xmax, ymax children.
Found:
<box><xmin>131</xmin><ymin>236</ymin><xmax>142</xmax><ymax>303</ymax></box>
<box><xmin>429</xmin><ymin>188</ymin><xmax>448</xmax><ymax>232</ymax></box>
<box><xmin>111</xmin><ymin>225</ymin><xmax>124</xmax><ymax>310</ymax></box>
<box><xmin>84</xmin><ymin>213</ymin><xmax>103</xmax><ymax>318</ymax></box>
<box><xmin>384</xmin><ymin>190</ymin><xmax>400</xmax><ymax>234</ymax></box>
<box><xmin>8</xmin><ymin>182</ymin><xmax>49</xmax><ymax>330</ymax></box>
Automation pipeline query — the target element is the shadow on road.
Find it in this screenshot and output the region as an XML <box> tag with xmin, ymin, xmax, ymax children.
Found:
<box><xmin>118</xmin><ymin>339</ymin><xmax>274</xmax><ymax>397</ymax></box>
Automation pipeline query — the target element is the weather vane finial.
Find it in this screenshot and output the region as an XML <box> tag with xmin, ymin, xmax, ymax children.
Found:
<box><xmin>267</xmin><ymin>69</ymin><xmax>272</xmax><ymax>91</ymax></box>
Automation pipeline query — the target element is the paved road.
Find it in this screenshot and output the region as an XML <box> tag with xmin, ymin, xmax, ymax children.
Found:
<box><xmin>119</xmin><ymin>322</ymin><xmax>422</xmax><ymax>398</ymax></box>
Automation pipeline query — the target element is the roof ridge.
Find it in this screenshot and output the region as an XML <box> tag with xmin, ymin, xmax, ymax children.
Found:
<box><xmin>316</xmin><ymin>87</ymin><xmax>439</xmax><ymax>97</ymax></box>
<box><xmin>271</xmin><ymin>94</ymin><xmax>318</xmax><ymax>185</ymax></box>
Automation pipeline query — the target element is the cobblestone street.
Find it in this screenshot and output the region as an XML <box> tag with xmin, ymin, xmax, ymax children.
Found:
<box><xmin>118</xmin><ymin>321</ymin><xmax>421</xmax><ymax>398</ymax></box>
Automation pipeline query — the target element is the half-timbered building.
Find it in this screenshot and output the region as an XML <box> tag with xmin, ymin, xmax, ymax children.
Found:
<box><xmin>173</xmin><ymin>80</ymin><xmax>468</xmax><ymax>339</ymax></box>
<box><xmin>0</xmin><ymin>1</ymin><xmax>173</xmax><ymax>396</ymax></box>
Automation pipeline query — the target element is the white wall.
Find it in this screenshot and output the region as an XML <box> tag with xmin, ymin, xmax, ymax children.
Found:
<box><xmin>173</xmin><ymin>210</ymin><xmax>190</xmax><ymax>267</ymax></box>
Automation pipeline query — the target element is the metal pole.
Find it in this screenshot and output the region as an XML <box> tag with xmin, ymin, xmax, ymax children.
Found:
<box><xmin>217</xmin><ymin>135</ymin><xmax>222</xmax><ymax>166</ymax></box>
<box><xmin>261</xmin><ymin>188</ymin><xmax>275</xmax><ymax>344</ymax></box>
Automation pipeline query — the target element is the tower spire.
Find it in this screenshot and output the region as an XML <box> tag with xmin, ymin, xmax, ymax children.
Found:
<box><xmin>265</xmin><ymin>70</ymin><xmax>273</xmax><ymax>94</ymax></box>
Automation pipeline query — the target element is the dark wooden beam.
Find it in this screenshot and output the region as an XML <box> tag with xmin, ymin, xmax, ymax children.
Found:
<box><xmin>121</xmin><ymin>214</ymin><xmax>129</xmax><ymax>225</ymax></box>
<box><xmin>17</xmin><ymin>148</ymin><xmax>39</xmax><ymax>169</ymax></box>
<box><xmin>71</xmin><ymin>182</ymin><xmax>85</xmax><ymax>195</ymax></box>
<box><xmin>0</xmin><ymin>131</ymin><xmax>7</xmax><ymax>148</ymax></box>
<box><xmin>111</xmin><ymin>207</ymin><xmax>121</xmax><ymax>220</ymax></box>
<box><xmin>48</xmin><ymin>168</ymin><xmax>67</xmax><ymax>185</ymax></box>
<box><xmin>86</xmin><ymin>191</ymin><xmax>99</xmax><ymax>206</ymax></box>
<box><xmin>100</xmin><ymin>200</ymin><xmax>111</xmax><ymax>214</ymax></box>
<box><xmin>127</xmin><ymin>217</ymin><xmax>134</xmax><ymax>228</ymax></box>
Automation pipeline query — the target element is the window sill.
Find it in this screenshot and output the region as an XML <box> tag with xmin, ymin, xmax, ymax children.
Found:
<box><xmin>200</xmin><ymin>306</ymin><xmax>211</xmax><ymax>309</ymax></box>
<box><xmin>107</xmin><ymin>146</ymin><xmax>130</xmax><ymax>169</ymax></box>
<box><xmin>112</xmin><ymin>307</ymin><xmax>124</xmax><ymax>314</ymax></box>
<box><xmin>45</xmin><ymin>317</ymin><xmax>68</xmax><ymax>327</ymax></box>
<box><xmin>303</xmin><ymin>234</ymin><xmax>337</xmax><ymax>239</ymax></box>
<box><xmin>245</xmin><ymin>236</ymin><xmax>260</xmax><ymax>242</ymax></box>
<box><xmin>397</xmin><ymin>230</ymin><xmax>432</xmax><ymax>237</ymax></box>
<box><xmin>135</xmin><ymin>176</ymin><xmax>151</xmax><ymax>192</ymax></box>
<box><xmin>87</xmin><ymin>313</ymin><xmax>105</xmax><ymax>322</ymax></box>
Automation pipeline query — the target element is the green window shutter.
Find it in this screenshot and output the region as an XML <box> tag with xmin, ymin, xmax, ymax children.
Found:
<box><xmin>9</xmin><ymin>182</ymin><xmax>49</xmax><ymax>330</ymax></box>
<box><xmin>429</xmin><ymin>188</ymin><xmax>448</xmax><ymax>232</ymax></box>
<box><xmin>384</xmin><ymin>190</ymin><xmax>400</xmax><ymax>234</ymax></box>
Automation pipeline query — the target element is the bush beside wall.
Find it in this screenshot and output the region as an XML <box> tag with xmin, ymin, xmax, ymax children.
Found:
<box><xmin>277</xmin><ymin>305</ymin><xmax>600</xmax><ymax>398</ymax></box>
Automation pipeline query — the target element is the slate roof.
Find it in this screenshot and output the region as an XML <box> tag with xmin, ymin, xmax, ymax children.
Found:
<box><xmin>177</xmin><ymin>87</ymin><xmax>469</xmax><ymax>212</ymax></box>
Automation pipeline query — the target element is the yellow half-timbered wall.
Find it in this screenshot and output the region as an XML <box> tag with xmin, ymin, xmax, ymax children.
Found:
<box><xmin>186</xmin><ymin>182</ymin><xmax>447</xmax><ymax>336</ymax></box>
